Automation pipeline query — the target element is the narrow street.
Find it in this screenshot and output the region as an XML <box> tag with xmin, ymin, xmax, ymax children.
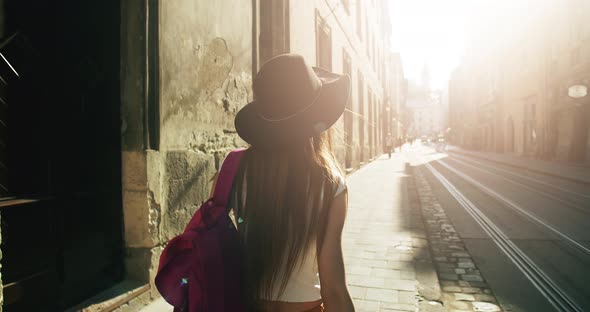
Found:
<box><xmin>408</xmin><ymin>143</ymin><xmax>590</xmax><ymax>312</ymax></box>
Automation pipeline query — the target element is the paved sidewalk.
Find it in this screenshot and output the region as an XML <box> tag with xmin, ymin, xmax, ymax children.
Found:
<box><xmin>140</xmin><ymin>153</ymin><xmax>440</xmax><ymax>312</ymax></box>
<box><xmin>447</xmin><ymin>146</ymin><xmax>590</xmax><ymax>185</ymax></box>
<box><xmin>343</xmin><ymin>153</ymin><xmax>440</xmax><ymax>312</ymax></box>
<box><xmin>137</xmin><ymin>297</ymin><xmax>172</xmax><ymax>312</ymax></box>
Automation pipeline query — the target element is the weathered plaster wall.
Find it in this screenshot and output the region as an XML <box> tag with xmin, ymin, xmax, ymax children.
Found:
<box><xmin>157</xmin><ymin>0</ymin><xmax>253</xmax><ymax>241</ymax></box>
<box><xmin>159</xmin><ymin>0</ymin><xmax>252</xmax><ymax>153</ymax></box>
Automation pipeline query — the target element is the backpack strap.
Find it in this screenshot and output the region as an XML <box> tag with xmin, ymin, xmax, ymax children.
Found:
<box><xmin>212</xmin><ymin>148</ymin><xmax>246</xmax><ymax>207</ymax></box>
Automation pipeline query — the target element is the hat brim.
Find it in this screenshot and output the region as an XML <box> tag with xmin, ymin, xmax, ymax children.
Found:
<box><xmin>235</xmin><ymin>67</ymin><xmax>350</xmax><ymax>147</ymax></box>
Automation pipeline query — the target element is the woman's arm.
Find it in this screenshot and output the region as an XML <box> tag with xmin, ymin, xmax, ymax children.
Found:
<box><xmin>318</xmin><ymin>190</ymin><xmax>355</xmax><ymax>311</ymax></box>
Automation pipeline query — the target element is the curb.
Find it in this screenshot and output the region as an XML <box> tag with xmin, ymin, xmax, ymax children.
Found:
<box><xmin>447</xmin><ymin>149</ymin><xmax>590</xmax><ymax>186</ymax></box>
<box><xmin>406</xmin><ymin>165</ymin><xmax>445</xmax><ymax>312</ymax></box>
<box><xmin>412</xmin><ymin>165</ymin><xmax>503</xmax><ymax>312</ymax></box>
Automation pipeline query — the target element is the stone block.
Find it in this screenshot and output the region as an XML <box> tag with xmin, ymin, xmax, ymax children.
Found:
<box><xmin>398</xmin><ymin>291</ymin><xmax>415</xmax><ymax>304</ymax></box>
<box><xmin>461</xmin><ymin>287</ymin><xmax>481</xmax><ymax>294</ymax></box>
<box><xmin>400</xmin><ymin>270</ymin><xmax>416</xmax><ymax>280</ymax></box>
<box><xmin>352</xmin><ymin>299</ymin><xmax>381</xmax><ymax>311</ymax></box>
<box><xmin>366</xmin><ymin>288</ymin><xmax>399</xmax><ymax>303</ymax></box>
<box><xmin>458</xmin><ymin>280</ymin><xmax>470</xmax><ymax>287</ymax></box>
<box><xmin>347</xmin><ymin>265</ymin><xmax>372</xmax><ymax>276</ymax></box>
<box><xmin>451</xmin><ymin>252</ymin><xmax>470</xmax><ymax>257</ymax></box>
<box><xmin>122</xmin><ymin>151</ymin><xmax>147</xmax><ymax>191</ymax></box>
<box><xmin>472</xmin><ymin>301</ymin><xmax>501</xmax><ymax>311</ymax></box>
<box><xmin>474</xmin><ymin>294</ymin><xmax>496</xmax><ymax>302</ymax></box>
<box><xmin>345</xmin><ymin>257</ymin><xmax>388</xmax><ymax>268</ymax></box>
<box><xmin>347</xmin><ymin>274</ymin><xmax>385</xmax><ymax>288</ymax></box>
<box><xmin>461</xmin><ymin>274</ymin><xmax>484</xmax><ymax>282</ymax></box>
<box><xmin>454</xmin><ymin>293</ymin><xmax>475</xmax><ymax>301</ymax></box>
<box><xmin>442</xmin><ymin>286</ymin><xmax>461</xmax><ymax>293</ymax></box>
<box><xmin>125</xmin><ymin>247</ymin><xmax>152</xmax><ymax>282</ymax></box>
<box><xmin>384</xmin><ymin>278</ymin><xmax>416</xmax><ymax>291</ymax></box>
<box><xmin>440</xmin><ymin>280</ymin><xmax>458</xmax><ymax>287</ymax></box>
<box><xmin>348</xmin><ymin>285</ymin><xmax>367</xmax><ymax>299</ymax></box>
<box><xmin>146</xmin><ymin>150</ymin><xmax>162</xmax><ymax>204</ymax></box>
<box><xmin>161</xmin><ymin>151</ymin><xmax>215</xmax><ymax>241</ymax></box>
<box><xmin>123</xmin><ymin>190</ymin><xmax>158</xmax><ymax>248</ymax></box>
<box><xmin>457</xmin><ymin>261</ymin><xmax>475</xmax><ymax>269</ymax></box>
<box><xmin>439</xmin><ymin>267</ymin><xmax>456</xmax><ymax>274</ymax></box>
<box><xmin>448</xmin><ymin>300</ymin><xmax>470</xmax><ymax>310</ymax></box>
<box><xmin>371</xmin><ymin>268</ymin><xmax>402</xmax><ymax>278</ymax></box>
<box><xmin>439</xmin><ymin>273</ymin><xmax>459</xmax><ymax>281</ymax></box>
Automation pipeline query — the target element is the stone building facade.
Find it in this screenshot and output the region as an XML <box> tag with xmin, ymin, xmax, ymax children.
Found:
<box><xmin>406</xmin><ymin>68</ymin><xmax>446</xmax><ymax>140</ymax></box>
<box><xmin>0</xmin><ymin>0</ymin><xmax>401</xmax><ymax>310</ymax></box>
<box><xmin>282</xmin><ymin>0</ymin><xmax>397</xmax><ymax>169</ymax></box>
<box><xmin>448</xmin><ymin>0</ymin><xmax>590</xmax><ymax>163</ymax></box>
<box><xmin>387</xmin><ymin>53</ymin><xmax>407</xmax><ymax>143</ymax></box>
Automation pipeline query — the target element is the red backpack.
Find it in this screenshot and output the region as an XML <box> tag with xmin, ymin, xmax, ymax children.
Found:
<box><xmin>155</xmin><ymin>149</ymin><xmax>246</xmax><ymax>312</ymax></box>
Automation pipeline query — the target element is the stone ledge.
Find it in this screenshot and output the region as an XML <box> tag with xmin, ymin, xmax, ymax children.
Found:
<box><xmin>64</xmin><ymin>280</ymin><xmax>149</xmax><ymax>312</ymax></box>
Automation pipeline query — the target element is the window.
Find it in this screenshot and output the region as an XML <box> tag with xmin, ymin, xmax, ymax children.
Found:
<box><xmin>368</xmin><ymin>91</ymin><xmax>374</xmax><ymax>155</ymax></box>
<box><xmin>259</xmin><ymin>0</ymin><xmax>290</xmax><ymax>67</ymax></box>
<box><xmin>343</xmin><ymin>50</ymin><xmax>353</xmax><ymax>168</ymax></box>
<box><xmin>316</xmin><ymin>11</ymin><xmax>332</xmax><ymax>70</ymax></box>
<box><xmin>358</xmin><ymin>71</ymin><xmax>365</xmax><ymax>161</ymax></box>
<box><xmin>356</xmin><ymin>0</ymin><xmax>362</xmax><ymax>40</ymax></box>
<box><xmin>340</xmin><ymin>0</ymin><xmax>350</xmax><ymax>15</ymax></box>
<box><xmin>366</xmin><ymin>19</ymin><xmax>370</xmax><ymax>56</ymax></box>
<box><xmin>372</xmin><ymin>35</ymin><xmax>376</xmax><ymax>69</ymax></box>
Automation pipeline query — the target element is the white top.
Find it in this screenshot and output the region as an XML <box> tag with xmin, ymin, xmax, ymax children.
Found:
<box><xmin>261</xmin><ymin>176</ymin><xmax>346</xmax><ymax>302</ymax></box>
<box><xmin>221</xmin><ymin>155</ymin><xmax>346</xmax><ymax>302</ymax></box>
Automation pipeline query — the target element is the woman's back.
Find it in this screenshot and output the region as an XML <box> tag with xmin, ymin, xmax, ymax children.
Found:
<box><xmin>232</xmin><ymin>140</ymin><xmax>340</xmax><ymax>294</ymax></box>
<box><xmin>230</xmin><ymin>53</ymin><xmax>354</xmax><ymax>311</ymax></box>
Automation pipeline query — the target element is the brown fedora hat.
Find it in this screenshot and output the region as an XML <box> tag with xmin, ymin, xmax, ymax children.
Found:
<box><xmin>235</xmin><ymin>54</ymin><xmax>350</xmax><ymax>147</ymax></box>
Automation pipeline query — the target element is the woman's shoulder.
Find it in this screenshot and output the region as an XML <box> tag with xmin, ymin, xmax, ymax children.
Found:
<box><xmin>333</xmin><ymin>172</ymin><xmax>347</xmax><ymax>198</ymax></box>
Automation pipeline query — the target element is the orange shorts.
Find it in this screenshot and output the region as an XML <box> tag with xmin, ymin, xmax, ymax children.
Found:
<box><xmin>305</xmin><ymin>303</ymin><xmax>324</xmax><ymax>312</ymax></box>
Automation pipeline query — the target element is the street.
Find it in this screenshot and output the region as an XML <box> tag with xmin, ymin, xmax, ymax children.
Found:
<box><xmin>409</xmin><ymin>143</ymin><xmax>590</xmax><ymax>312</ymax></box>
<box><xmin>143</xmin><ymin>143</ymin><xmax>590</xmax><ymax>312</ymax></box>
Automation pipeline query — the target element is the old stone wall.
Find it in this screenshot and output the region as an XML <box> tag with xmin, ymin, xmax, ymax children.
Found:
<box><xmin>157</xmin><ymin>0</ymin><xmax>253</xmax><ymax>241</ymax></box>
<box><xmin>119</xmin><ymin>0</ymin><xmax>253</xmax><ymax>301</ymax></box>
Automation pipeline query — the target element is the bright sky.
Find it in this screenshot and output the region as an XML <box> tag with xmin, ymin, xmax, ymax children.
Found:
<box><xmin>389</xmin><ymin>0</ymin><xmax>473</xmax><ymax>90</ymax></box>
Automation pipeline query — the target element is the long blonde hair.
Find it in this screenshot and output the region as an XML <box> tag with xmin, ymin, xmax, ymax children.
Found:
<box><xmin>233</xmin><ymin>129</ymin><xmax>342</xmax><ymax>308</ymax></box>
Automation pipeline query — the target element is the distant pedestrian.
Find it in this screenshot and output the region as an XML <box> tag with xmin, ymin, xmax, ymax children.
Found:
<box><xmin>217</xmin><ymin>54</ymin><xmax>354</xmax><ymax>311</ymax></box>
<box><xmin>385</xmin><ymin>133</ymin><xmax>394</xmax><ymax>158</ymax></box>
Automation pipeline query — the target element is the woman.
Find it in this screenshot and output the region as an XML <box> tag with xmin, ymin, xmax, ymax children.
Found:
<box><xmin>214</xmin><ymin>54</ymin><xmax>354</xmax><ymax>311</ymax></box>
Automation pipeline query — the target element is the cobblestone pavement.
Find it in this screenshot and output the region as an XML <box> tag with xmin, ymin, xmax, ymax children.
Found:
<box><xmin>343</xmin><ymin>154</ymin><xmax>440</xmax><ymax>312</ymax></box>
<box><xmin>413</xmin><ymin>166</ymin><xmax>502</xmax><ymax>312</ymax></box>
